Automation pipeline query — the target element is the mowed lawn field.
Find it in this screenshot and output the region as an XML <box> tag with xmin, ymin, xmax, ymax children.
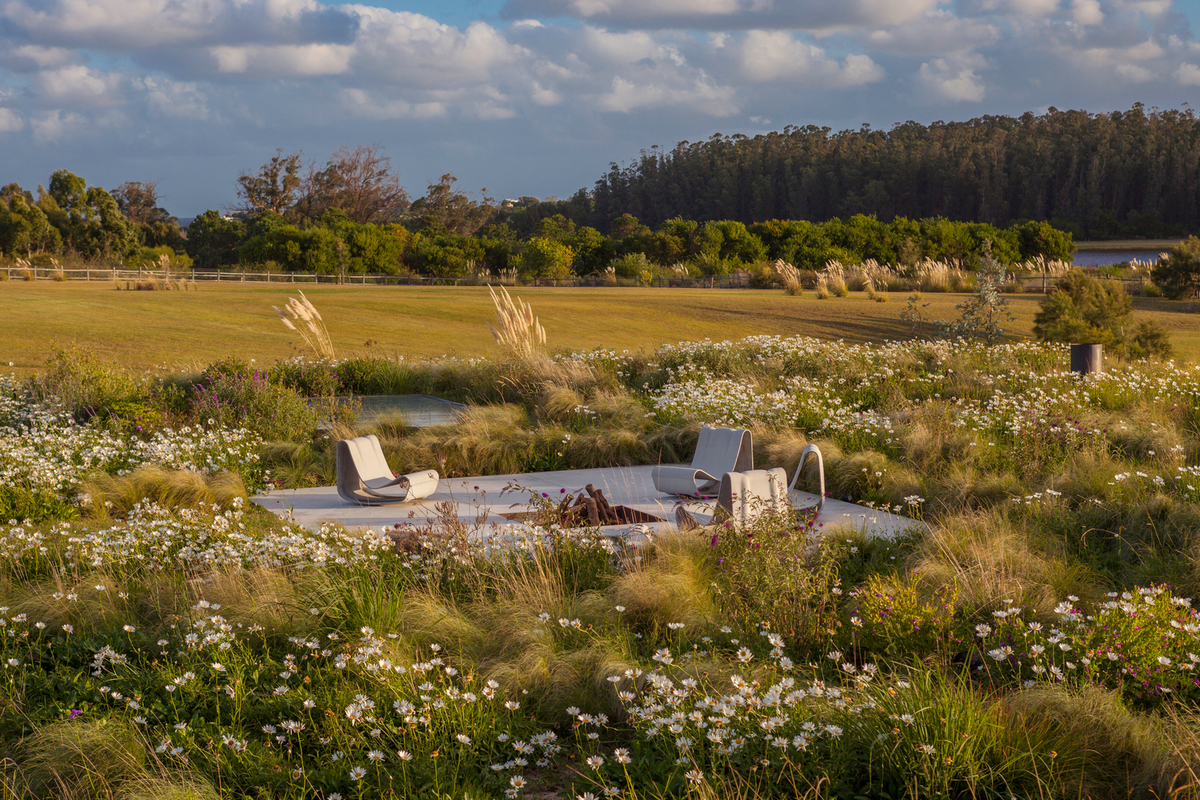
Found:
<box><xmin>2</xmin><ymin>280</ymin><xmax>1199</xmax><ymax>373</ymax></box>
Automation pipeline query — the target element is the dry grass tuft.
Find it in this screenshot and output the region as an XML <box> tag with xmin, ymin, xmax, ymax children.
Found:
<box><xmin>537</xmin><ymin>384</ymin><xmax>585</xmax><ymax>423</ymax></box>
<box><xmin>610</xmin><ymin>531</ymin><xmax>720</xmax><ymax>631</ymax></box>
<box><xmin>488</xmin><ymin>284</ymin><xmax>547</xmax><ymax>361</ymax></box>
<box><xmin>81</xmin><ymin>466</ymin><xmax>246</xmax><ymax>519</ymax></box>
<box><xmin>771</xmin><ymin>259</ymin><xmax>804</xmax><ymax>296</ymax></box>
<box><xmin>897</xmin><ymin>402</ymin><xmax>982</xmax><ymax>475</ymax></box>
<box><xmin>1004</xmin><ymin>685</ymin><xmax>1200</xmax><ymax>799</ymax></box>
<box><xmin>190</xmin><ymin>568</ymin><xmax>304</xmax><ymax>637</ymax></box>
<box><xmin>485</xmin><ymin>633</ymin><xmax>635</xmax><ymax>720</ymax></box>
<box><xmin>822</xmin><ymin>260</ymin><xmax>850</xmax><ymax>297</ymax></box>
<box><xmin>21</xmin><ymin>718</ymin><xmax>148</xmax><ymax>798</ymax></box>
<box><xmin>273</xmin><ymin>291</ymin><xmax>336</xmax><ymax>360</ymax></box>
<box><xmin>911</xmin><ymin>511</ymin><xmax>1100</xmax><ymax>618</ymax></box>
<box><xmin>123</xmin><ymin>775</ymin><xmax>221</xmax><ymax>800</ymax></box>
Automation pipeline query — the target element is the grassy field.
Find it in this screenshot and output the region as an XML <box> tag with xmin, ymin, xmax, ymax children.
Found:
<box><xmin>3</xmin><ymin>281</ymin><xmax>1199</xmax><ymax>373</ymax></box>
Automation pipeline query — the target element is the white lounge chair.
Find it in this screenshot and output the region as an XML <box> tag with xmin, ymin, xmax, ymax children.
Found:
<box><xmin>336</xmin><ymin>434</ymin><xmax>440</xmax><ymax>506</ymax></box>
<box><xmin>652</xmin><ymin>426</ymin><xmax>753</xmax><ymax>497</ymax></box>
<box><xmin>717</xmin><ymin>467</ymin><xmax>788</xmax><ymax>525</ymax></box>
<box><xmin>719</xmin><ymin>444</ymin><xmax>826</xmax><ymax>526</ymax></box>
<box><xmin>787</xmin><ymin>444</ymin><xmax>825</xmax><ymax>514</ymax></box>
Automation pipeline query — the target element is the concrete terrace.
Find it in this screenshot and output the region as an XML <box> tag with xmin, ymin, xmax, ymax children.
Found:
<box><xmin>252</xmin><ymin>464</ymin><xmax>919</xmax><ymax>541</ymax></box>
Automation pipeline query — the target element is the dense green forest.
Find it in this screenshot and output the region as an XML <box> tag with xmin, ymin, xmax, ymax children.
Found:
<box><xmin>7</xmin><ymin>105</ymin><xmax>1199</xmax><ymax>280</ymax></box>
<box><xmin>589</xmin><ymin>105</ymin><xmax>1200</xmax><ymax>240</ymax></box>
<box><xmin>0</xmin><ymin>169</ymin><xmax>1075</xmax><ymax>280</ymax></box>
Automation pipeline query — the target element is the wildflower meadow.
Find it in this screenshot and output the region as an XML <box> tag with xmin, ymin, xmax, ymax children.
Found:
<box><xmin>4</xmin><ymin>333</ymin><xmax>1200</xmax><ymax>798</ymax></box>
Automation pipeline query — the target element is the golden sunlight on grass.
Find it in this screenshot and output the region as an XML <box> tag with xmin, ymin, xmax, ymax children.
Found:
<box><xmin>4</xmin><ymin>282</ymin><xmax>1199</xmax><ymax>374</ymax></box>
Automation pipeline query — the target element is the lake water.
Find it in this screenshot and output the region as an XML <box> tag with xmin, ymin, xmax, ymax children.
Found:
<box><xmin>1072</xmin><ymin>249</ymin><xmax>1164</xmax><ymax>267</ymax></box>
<box><xmin>309</xmin><ymin>395</ymin><xmax>467</xmax><ymax>427</ymax></box>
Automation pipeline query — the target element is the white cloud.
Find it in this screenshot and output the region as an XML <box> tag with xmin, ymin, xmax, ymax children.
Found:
<box><xmin>349</xmin><ymin>12</ymin><xmax>524</xmax><ymax>90</ymax></box>
<box><xmin>1116</xmin><ymin>63</ymin><xmax>1155</xmax><ymax>81</ymax></box>
<box><xmin>530</xmin><ymin>81</ymin><xmax>563</xmax><ymax>105</ymax></box>
<box><xmin>0</xmin><ymin>0</ymin><xmax>356</xmax><ymax>49</ymax></box>
<box><xmin>917</xmin><ymin>56</ymin><xmax>988</xmax><ymax>102</ymax></box>
<box><xmin>208</xmin><ymin>43</ymin><xmax>354</xmax><ymax>76</ymax></box>
<box><xmin>134</xmin><ymin>77</ymin><xmax>212</xmax><ymax>121</ymax></box>
<box><xmin>596</xmin><ymin>75</ymin><xmax>737</xmax><ymax>114</ymax></box>
<box><xmin>0</xmin><ymin>108</ymin><xmax>24</xmax><ymax>133</ymax></box>
<box><xmin>474</xmin><ymin>101</ymin><xmax>517</xmax><ymax>119</ymax></box>
<box><xmin>35</xmin><ymin>65</ymin><xmax>125</xmax><ymax>107</ymax></box>
<box><xmin>865</xmin><ymin>10</ymin><xmax>999</xmax><ymax>55</ymax></box>
<box><xmin>341</xmin><ymin>88</ymin><xmax>448</xmax><ymax>120</ymax></box>
<box><xmin>1175</xmin><ymin>63</ymin><xmax>1200</xmax><ymax>85</ymax></box>
<box><xmin>1010</xmin><ymin>0</ymin><xmax>1060</xmax><ymax>14</ymax></box>
<box><xmin>0</xmin><ymin>44</ymin><xmax>76</xmax><ymax>71</ymax></box>
<box><xmin>1076</xmin><ymin>38</ymin><xmax>1165</xmax><ymax>70</ymax></box>
<box><xmin>578</xmin><ymin>27</ymin><xmax>672</xmax><ymax>65</ymax></box>
<box><xmin>501</xmin><ymin>0</ymin><xmax>938</xmax><ymax>30</ymax></box>
<box><xmin>1069</xmin><ymin>0</ymin><xmax>1105</xmax><ymax>24</ymax></box>
<box><xmin>1113</xmin><ymin>0</ymin><xmax>1172</xmax><ymax>18</ymax></box>
<box><xmin>30</xmin><ymin>109</ymin><xmax>86</xmax><ymax>142</ymax></box>
<box><xmin>967</xmin><ymin>0</ymin><xmax>1059</xmax><ymax>16</ymax></box>
<box><xmin>736</xmin><ymin>31</ymin><xmax>884</xmax><ymax>86</ymax></box>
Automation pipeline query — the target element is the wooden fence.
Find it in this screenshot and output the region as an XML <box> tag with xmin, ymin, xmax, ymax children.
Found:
<box><xmin>1</xmin><ymin>266</ymin><xmax>760</xmax><ymax>289</ymax></box>
<box><xmin>2</xmin><ymin>265</ymin><xmax>1150</xmax><ymax>293</ymax></box>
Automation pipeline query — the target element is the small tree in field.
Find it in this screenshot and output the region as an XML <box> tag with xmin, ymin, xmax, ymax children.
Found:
<box><xmin>1151</xmin><ymin>236</ymin><xmax>1200</xmax><ymax>299</ymax></box>
<box><xmin>936</xmin><ymin>240</ymin><xmax>1013</xmax><ymax>345</ymax></box>
<box><xmin>1034</xmin><ymin>271</ymin><xmax>1172</xmax><ymax>359</ymax></box>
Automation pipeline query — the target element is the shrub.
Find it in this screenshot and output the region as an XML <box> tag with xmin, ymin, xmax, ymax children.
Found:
<box><xmin>842</xmin><ymin>572</ymin><xmax>961</xmax><ymax>660</ymax></box>
<box><xmin>709</xmin><ymin>505</ymin><xmax>842</xmax><ymax>651</ymax></box>
<box><xmin>32</xmin><ymin>344</ymin><xmax>141</xmax><ymax>418</ymax></box>
<box><xmin>1150</xmin><ymin>236</ymin><xmax>1200</xmax><ymax>299</ymax></box>
<box><xmin>100</xmin><ymin>400</ymin><xmax>165</xmax><ymax>436</ymax></box>
<box><xmin>1033</xmin><ymin>271</ymin><xmax>1172</xmax><ymax>358</ymax></box>
<box><xmin>269</xmin><ymin>357</ymin><xmax>341</xmax><ymax>396</ymax></box>
<box><xmin>190</xmin><ymin>367</ymin><xmax>317</xmax><ymax>442</ymax></box>
<box><xmin>520</xmin><ymin>237</ymin><xmax>574</xmax><ymax>279</ymax></box>
<box><xmin>610</xmin><ymin>251</ymin><xmax>650</xmax><ymax>279</ymax></box>
<box><xmin>746</xmin><ymin>260</ymin><xmax>781</xmax><ymax>289</ymax></box>
<box><xmin>976</xmin><ymin>586</ymin><xmax>1200</xmax><ymax>708</ymax></box>
<box><xmin>1127</xmin><ymin>319</ymin><xmax>1173</xmax><ymax>359</ymax></box>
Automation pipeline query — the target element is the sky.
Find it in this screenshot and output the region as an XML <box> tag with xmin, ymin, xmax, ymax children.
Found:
<box><xmin>1</xmin><ymin>0</ymin><xmax>1198</xmax><ymax>218</ymax></box>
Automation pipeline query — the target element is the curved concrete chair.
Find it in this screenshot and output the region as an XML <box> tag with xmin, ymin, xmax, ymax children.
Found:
<box><xmin>336</xmin><ymin>434</ymin><xmax>440</xmax><ymax>506</ymax></box>
<box><xmin>652</xmin><ymin>426</ymin><xmax>753</xmax><ymax>498</ymax></box>
<box><xmin>717</xmin><ymin>467</ymin><xmax>788</xmax><ymax>525</ymax></box>
<box><xmin>716</xmin><ymin>444</ymin><xmax>826</xmax><ymax>526</ymax></box>
<box><xmin>787</xmin><ymin>443</ymin><xmax>826</xmax><ymax>515</ymax></box>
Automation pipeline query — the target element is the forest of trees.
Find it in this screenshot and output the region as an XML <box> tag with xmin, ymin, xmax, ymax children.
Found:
<box><xmin>589</xmin><ymin>105</ymin><xmax>1200</xmax><ymax>240</ymax></box>
<box><xmin>0</xmin><ymin>162</ymin><xmax>1077</xmax><ymax>280</ymax></box>
<box><xmin>5</xmin><ymin>105</ymin><xmax>1198</xmax><ymax>281</ymax></box>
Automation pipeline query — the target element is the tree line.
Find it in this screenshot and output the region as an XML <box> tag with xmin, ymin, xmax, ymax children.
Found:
<box><xmin>3</xmin><ymin>139</ymin><xmax>1080</xmax><ymax>280</ymax></box>
<box><xmin>187</xmin><ymin>183</ymin><xmax>1074</xmax><ymax>279</ymax></box>
<box><xmin>589</xmin><ymin>105</ymin><xmax>1200</xmax><ymax>241</ymax></box>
